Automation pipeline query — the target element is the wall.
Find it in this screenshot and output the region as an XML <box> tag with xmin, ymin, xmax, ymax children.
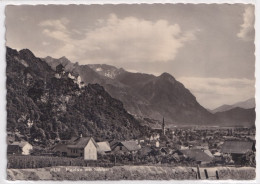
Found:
<box><xmin>67</xmin><ymin>148</ymin><xmax>84</xmax><ymax>157</ymax></box>
<box><xmin>84</xmin><ymin>140</ymin><xmax>97</xmax><ymax>160</ymax></box>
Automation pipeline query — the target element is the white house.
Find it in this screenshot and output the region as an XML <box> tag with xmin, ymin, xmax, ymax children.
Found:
<box><xmin>84</xmin><ymin>138</ymin><xmax>97</xmax><ymax>160</ymax></box>
<box><xmin>59</xmin><ymin>136</ymin><xmax>98</xmax><ymax>160</ymax></box>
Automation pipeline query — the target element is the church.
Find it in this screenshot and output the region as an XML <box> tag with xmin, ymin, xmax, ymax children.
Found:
<box><xmin>149</xmin><ymin>117</ymin><xmax>166</xmax><ymax>140</ymax></box>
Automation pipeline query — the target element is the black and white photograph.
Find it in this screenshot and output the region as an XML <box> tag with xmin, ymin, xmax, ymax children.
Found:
<box><xmin>3</xmin><ymin>2</ymin><xmax>257</xmax><ymax>181</ymax></box>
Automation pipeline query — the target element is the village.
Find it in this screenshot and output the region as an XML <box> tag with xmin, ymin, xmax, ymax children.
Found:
<box><xmin>7</xmin><ymin>117</ymin><xmax>256</xmax><ymax>168</ymax></box>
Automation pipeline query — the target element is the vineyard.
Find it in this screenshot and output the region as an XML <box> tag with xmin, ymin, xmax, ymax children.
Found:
<box><xmin>7</xmin><ymin>155</ymin><xmax>114</xmax><ymax>169</ymax></box>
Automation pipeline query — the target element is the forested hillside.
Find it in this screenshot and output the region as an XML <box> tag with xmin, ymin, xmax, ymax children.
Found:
<box><xmin>6</xmin><ymin>47</ymin><xmax>149</xmax><ymax>145</ymax></box>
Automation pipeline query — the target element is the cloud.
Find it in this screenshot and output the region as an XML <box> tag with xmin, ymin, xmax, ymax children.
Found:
<box><xmin>42</xmin><ymin>41</ymin><xmax>50</xmax><ymax>46</ymax></box>
<box><xmin>178</xmin><ymin>77</ymin><xmax>255</xmax><ymax>109</ymax></box>
<box><xmin>39</xmin><ymin>14</ymin><xmax>195</xmax><ymax>63</ymax></box>
<box><xmin>237</xmin><ymin>6</ymin><xmax>254</xmax><ymax>41</ymax></box>
<box><xmin>39</xmin><ymin>18</ymin><xmax>69</xmax><ymax>32</ymax></box>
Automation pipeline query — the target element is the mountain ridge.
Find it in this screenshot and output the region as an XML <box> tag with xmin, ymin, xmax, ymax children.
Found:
<box><xmin>43</xmin><ymin>56</ymin><xmax>216</xmax><ymax>126</ymax></box>
<box><xmin>7</xmin><ymin>47</ymin><xmax>150</xmax><ymax>145</ymax></box>
<box><xmin>40</xmin><ymin>54</ymin><xmax>255</xmax><ymax>127</ymax></box>
<box><xmin>211</xmin><ymin>98</ymin><xmax>255</xmax><ymax>113</ymax></box>
<box><xmin>215</xmin><ymin>107</ymin><xmax>255</xmax><ymax>127</ymax></box>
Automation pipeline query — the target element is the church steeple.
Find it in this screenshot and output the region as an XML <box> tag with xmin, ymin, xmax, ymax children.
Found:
<box><xmin>162</xmin><ymin>117</ymin><xmax>165</xmax><ymax>135</ymax></box>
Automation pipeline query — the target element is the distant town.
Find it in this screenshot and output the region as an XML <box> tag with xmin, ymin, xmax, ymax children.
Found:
<box><xmin>7</xmin><ymin>118</ymin><xmax>256</xmax><ymax>169</ymax></box>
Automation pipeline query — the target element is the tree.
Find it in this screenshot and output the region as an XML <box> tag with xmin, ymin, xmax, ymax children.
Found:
<box><xmin>243</xmin><ymin>151</ymin><xmax>256</xmax><ymax>167</ymax></box>
<box><xmin>28</xmin><ymin>80</ymin><xmax>44</xmax><ymax>101</ymax></box>
<box><xmin>223</xmin><ymin>154</ymin><xmax>233</xmax><ymax>165</ymax></box>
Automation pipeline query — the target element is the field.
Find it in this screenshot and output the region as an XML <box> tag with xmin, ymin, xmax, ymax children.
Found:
<box><xmin>7</xmin><ymin>166</ymin><xmax>255</xmax><ymax>180</ymax></box>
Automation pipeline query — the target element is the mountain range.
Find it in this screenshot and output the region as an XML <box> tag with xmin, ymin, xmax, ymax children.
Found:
<box><xmin>43</xmin><ymin>55</ymin><xmax>255</xmax><ymax>127</ymax></box>
<box><xmin>44</xmin><ymin>56</ymin><xmax>217</xmax><ymax>126</ymax></box>
<box><xmin>214</xmin><ymin>107</ymin><xmax>255</xmax><ymax>127</ymax></box>
<box><xmin>210</xmin><ymin>98</ymin><xmax>255</xmax><ymax>113</ymax></box>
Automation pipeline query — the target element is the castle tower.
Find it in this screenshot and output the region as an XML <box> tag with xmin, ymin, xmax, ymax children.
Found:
<box><xmin>162</xmin><ymin>117</ymin><xmax>165</xmax><ymax>135</ymax></box>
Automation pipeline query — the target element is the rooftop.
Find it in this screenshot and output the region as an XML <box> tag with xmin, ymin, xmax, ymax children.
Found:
<box><xmin>97</xmin><ymin>141</ymin><xmax>111</xmax><ymax>152</ymax></box>
<box><xmin>10</xmin><ymin>141</ymin><xmax>30</xmax><ymax>147</ymax></box>
<box><xmin>121</xmin><ymin>141</ymin><xmax>141</xmax><ymax>151</ymax></box>
<box><xmin>67</xmin><ymin>136</ymin><xmax>97</xmax><ymax>149</ymax></box>
<box><xmin>221</xmin><ymin>141</ymin><xmax>254</xmax><ymax>154</ymax></box>
<box><xmin>180</xmin><ymin>149</ymin><xmax>213</xmax><ymax>163</ymax></box>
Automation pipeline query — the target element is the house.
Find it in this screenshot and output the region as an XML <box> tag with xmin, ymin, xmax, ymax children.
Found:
<box><xmin>187</xmin><ymin>141</ymin><xmax>201</xmax><ymax>148</ymax></box>
<box><xmin>180</xmin><ymin>145</ymin><xmax>189</xmax><ymax>150</ymax></box>
<box><xmin>221</xmin><ymin>141</ymin><xmax>255</xmax><ymax>164</ymax></box>
<box><xmin>195</xmin><ymin>142</ymin><xmax>209</xmax><ymax>150</ymax></box>
<box><xmin>150</xmin><ymin>140</ymin><xmax>160</xmax><ymax>148</ymax></box>
<box><xmin>178</xmin><ymin>149</ymin><xmax>214</xmax><ymax>165</ymax></box>
<box><xmin>8</xmin><ymin>145</ymin><xmax>22</xmax><ymax>155</ymax></box>
<box><xmin>139</xmin><ymin>146</ymin><xmax>152</xmax><ymax>156</ymax></box>
<box><xmin>97</xmin><ymin>141</ymin><xmax>111</xmax><ymax>154</ymax></box>
<box><xmin>111</xmin><ymin>141</ymin><xmax>141</xmax><ymax>154</ymax></box>
<box><xmin>67</xmin><ymin>136</ymin><xmax>98</xmax><ymax>160</ymax></box>
<box><xmin>53</xmin><ymin>136</ymin><xmax>98</xmax><ymax>160</ymax></box>
<box><xmin>149</xmin><ymin>133</ymin><xmax>160</xmax><ymax>141</ymax></box>
<box><xmin>109</xmin><ymin>140</ymin><xmax>119</xmax><ymax>148</ymax></box>
<box><xmin>213</xmin><ymin>151</ymin><xmax>224</xmax><ymax>164</ymax></box>
<box><xmin>213</xmin><ymin>151</ymin><xmax>222</xmax><ymax>157</ymax></box>
<box><xmin>7</xmin><ymin>141</ymin><xmax>33</xmax><ymax>155</ymax></box>
<box><xmin>160</xmin><ymin>147</ymin><xmax>173</xmax><ymax>155</ymax></box>
<box><xmin>203</xmin><ymin>149</ymin><xmax>214</xmax><ymax>158</ymax></box>
<box><xmin>221</xmin><ymin>141</ymin><xmax>255</xmax><ymax>155</ymax></box>
<box><xmin>135</xmin><ymin>138</ymin><xmax>146</xmax><ymax>145</ymax></box>
<box><xmin>52</xmin><ymin>140</ymin><xmax>69</xmax><ymax>156</ymax></box>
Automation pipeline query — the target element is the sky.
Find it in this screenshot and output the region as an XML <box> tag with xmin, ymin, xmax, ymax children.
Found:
<box><xmin>5</xmin><ymin>4</ymin><xmax>255</xmax><ymax>109</ymax></box>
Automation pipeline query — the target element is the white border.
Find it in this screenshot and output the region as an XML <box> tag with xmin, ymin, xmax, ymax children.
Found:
<box><xmin>0</xmin><ymin>1</ymin><xmax>258</xmax><ymax>184</ymax></box>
